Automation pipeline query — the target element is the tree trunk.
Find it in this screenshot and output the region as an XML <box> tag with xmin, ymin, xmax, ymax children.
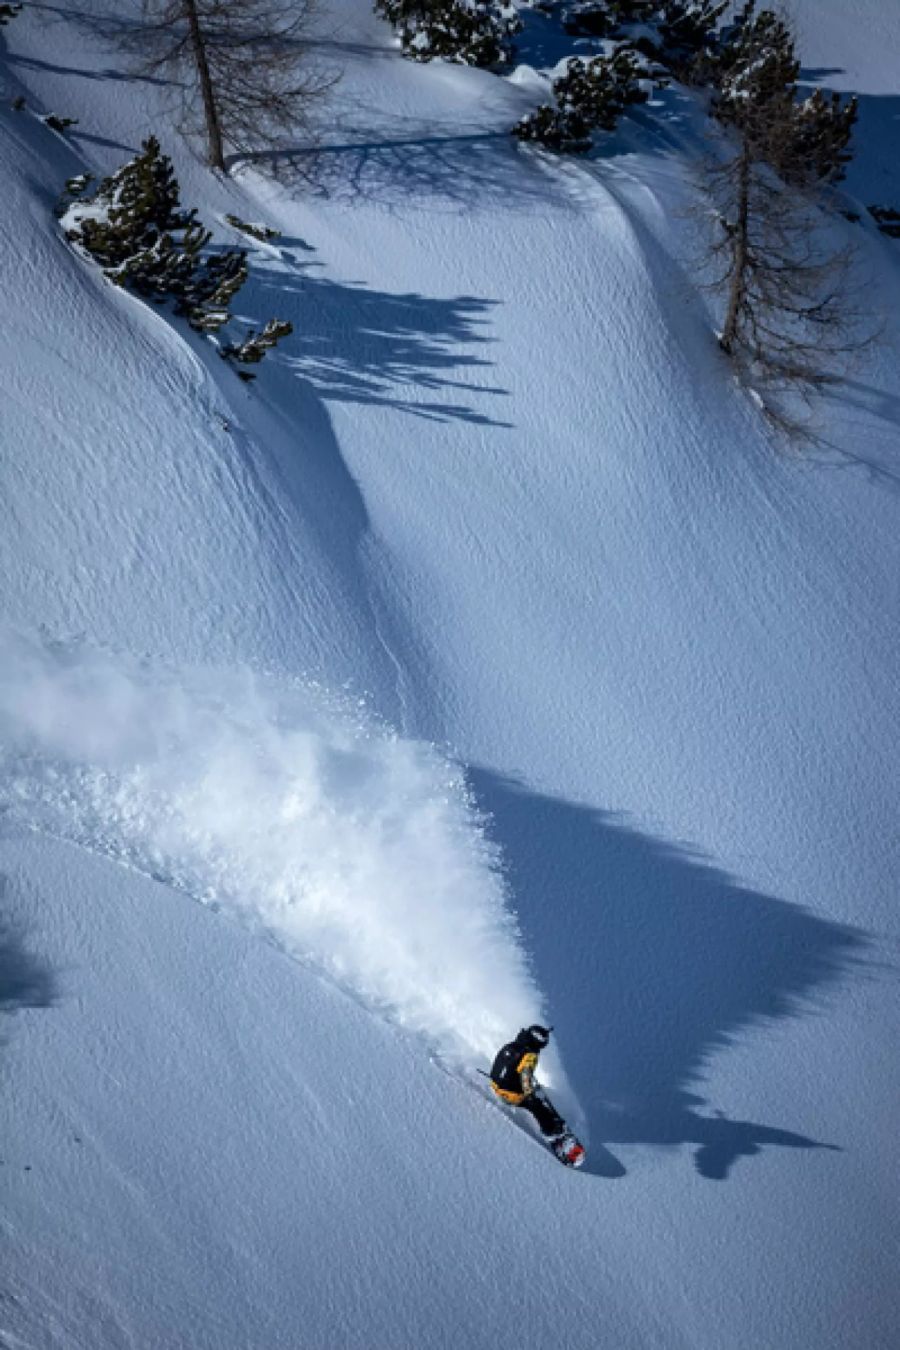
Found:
<box><xmin>719</xmin><ymin>135</ymin><xmax>751</xmax><ymax>355</ymax></box>
<box><xmin>184</xmin><ymin>0</ymin><xmax>225</xmax><ymax>171</ymax></box>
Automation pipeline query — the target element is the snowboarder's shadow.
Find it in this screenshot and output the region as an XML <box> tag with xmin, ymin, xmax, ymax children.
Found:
<box><xmin>589</xmin><ymin>1097</ymin><xmax>839</xmax><ymax>1181</ymax></box>
<box><xmin>471</xmin><ymin>770</ymin><xmax>865</xmax><ymax>1182</ymax></box>
<box><xmin>687</xmin><ymin>1107</ymin><xmax>840</xmax><ymax>1181</ymax></box>
<box><xmin>581</xmin><ymin>1140</ymin><xmax>628</xmax><ymax>1180</ymax></box>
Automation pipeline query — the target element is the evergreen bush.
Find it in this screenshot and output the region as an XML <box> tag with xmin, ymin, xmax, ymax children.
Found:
<box><xmin>61</xmin><ymin>137</ymin><xmax>246</xmax><ymax>333</ymax></box>
<box><xmin>514</xmin><ymin>49</ymin><xmax>649</xmax><ymax>153</ymax></box>
<box><xmin>225</xmin><ymin>213</ymin><xmax>282</xmax><ymax>243</ymax></box>
<box><xmin>561</xmin><ymin>3</ymin><xmax>729</xmax><ymax>79</ymax></box>
<box><xmin>375</xmin><ymin>0</ymin><xmax>521</xmax><ymax>68</ymax></box>
<box><xmin>60</xmin><ymin>137</ymin><xmax>288</xmax><ymax>372</ymax></box>
<box><xmin>656</xmin><ymin>2</ymin><xmax>728</xmax><ymax>71</ymax></box>
<box><xmin>222</xmin><ymin>319</ymin><xmax>293</xmax><ymax>378</ymax></box>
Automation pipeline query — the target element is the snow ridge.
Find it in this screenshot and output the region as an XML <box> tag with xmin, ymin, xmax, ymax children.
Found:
<box><xmin>0</xmin><ymin>630</ymin><xmax>543</xmax><ymax>1063</ymax></box>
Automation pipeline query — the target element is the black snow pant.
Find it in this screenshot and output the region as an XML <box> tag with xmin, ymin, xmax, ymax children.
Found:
<box><xmin>520</xmin><ymin>1089</ymin><xmax>566</xmax><ymax>1139</ymax></box>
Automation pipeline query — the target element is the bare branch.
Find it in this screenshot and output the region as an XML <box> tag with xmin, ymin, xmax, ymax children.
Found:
<box><xmin>106</xmin><ymin>0</ymin><xmax>338</xmax><ymax>170</ymax></box>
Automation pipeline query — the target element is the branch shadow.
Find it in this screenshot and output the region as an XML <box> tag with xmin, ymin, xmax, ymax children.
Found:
<box><xmin>471</xmin><ymin>769</ymin><xmax>868</xmax><ymax>1182</ymax></box>
<box><xmin>5</xmin><ymin>52</ymin><xmax>170</xmax><ymax>87</ymax></box>
<box><xmin>232</xmin><ymin>124</ymin><xmax>563</xmax><ymax>215</ymax></box>
<box><xmin>807</xmin><ymin>379</ymin><xmax>900</xmax><ymax>488</ymax></box>
<box><xmin>237</xmin><ymin>247</ymin><xmax>512</xmax><ymax>426</ymax></box>
<box><xmin>25</xmin><ymin>1</ymin><xmax>150</xmax><ymax>45</ymax></box>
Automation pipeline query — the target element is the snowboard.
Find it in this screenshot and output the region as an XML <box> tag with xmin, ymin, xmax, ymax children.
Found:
<box><xmin>551</xmin><ymin>1133</ymin><xmax>586</xmax><ymax>1169</ymax></box>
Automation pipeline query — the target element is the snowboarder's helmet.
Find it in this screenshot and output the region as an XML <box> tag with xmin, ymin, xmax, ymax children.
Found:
<box><xmin>523</xmin><ymin>1024</ymin><xmax>551</xmax><ymax>1048</ymax></box>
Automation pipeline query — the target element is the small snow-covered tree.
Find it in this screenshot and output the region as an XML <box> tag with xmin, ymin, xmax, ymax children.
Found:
<box><xmin>222</xmin><ymin>318</ymin><xmax>293</xmax><ymax>378</ymax></box>
<box><xmin>0</xmin><ymin>4</ymin><xmax>22</xmax><ymax>26</ymax></box>
<box><xmin>656</xmin><ymin>1</ymin><xmax>728</xmax><ymax>73</ymax></box>
<box><xmin>60</xmin><ymin>137</ymin><xmax>289</xmax><ymax>369</ymax></box>
<box><xmin>514</xmin><ymin>49</ymin><xmax>648</xmax><ymax>153</ymax></box>
<box><xmin>375</xmin><ymin>0</ymin><xmax>521</xmax><ymax>68</ymax></box>
<box><xmin>60</xmin><ymin>136</ymin><xmax>247</xmax><ymax>331</ymax></box>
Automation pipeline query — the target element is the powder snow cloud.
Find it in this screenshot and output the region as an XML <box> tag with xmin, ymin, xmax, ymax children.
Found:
<box><xmin>0</xmin><ymin>630</ymin><xmax>545</xmax><ymax>1064</ymax></box>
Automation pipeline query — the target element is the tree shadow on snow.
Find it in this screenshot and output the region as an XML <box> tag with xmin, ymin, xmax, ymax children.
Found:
<box><xmin>0</xmin><ymin>924</ymin><xmax>55</xmax><ymax>1016</ymax></box>
<box><xmin>242</xmin><ymin>253</ymin><xmax>511</xmax><ymax>427</ymax></box>
<box><xmin>470</xmin><ymin>770</ymin><xmax>866</xmax><ymax>1182</ymax></box>
<box><xmin>231</xmin><ymin>123</ymin><xmax>562</xmax><ymax>216</ymax></box>
<box><xmin>6</xmin><ymin>52</ymin><xmax>170</xmax><ymax>88</ymax></box>
<box><xmin>0</xmin><ymin>881</ymin><xmax>57</xmax><ymax>1048</ymax></box>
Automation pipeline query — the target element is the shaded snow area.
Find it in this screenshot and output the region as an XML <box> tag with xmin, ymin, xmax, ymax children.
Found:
<box><xmin>2</xmin><ymin>1</ymin><xmax>900</xmax><ymax>1348</ymax></box>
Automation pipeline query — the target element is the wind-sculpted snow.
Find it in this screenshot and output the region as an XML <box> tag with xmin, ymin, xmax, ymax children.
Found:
<box><xmin>0</xmin><ymin>631</ymin><xmax>543</xmax><ymax>1063</ymax></box>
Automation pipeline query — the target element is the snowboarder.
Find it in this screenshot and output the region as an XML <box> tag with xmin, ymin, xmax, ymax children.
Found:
<box><xmin>489</xmin><ymin>1025</ymin><xmax>584</xmax><ymax>1167</ymax></box>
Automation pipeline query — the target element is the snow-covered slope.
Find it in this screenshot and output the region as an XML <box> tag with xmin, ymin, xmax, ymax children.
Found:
<box><xmin>2</xmin><ymin>2</ymin><xmax>899</xmax><ymax>1347</ymax></box>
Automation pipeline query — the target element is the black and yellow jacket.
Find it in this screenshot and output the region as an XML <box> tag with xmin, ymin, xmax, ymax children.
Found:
<box><xmin>489</xmin><ymin>1032</ymin><xmax>541</xmax><ymax>1105</ymax></box>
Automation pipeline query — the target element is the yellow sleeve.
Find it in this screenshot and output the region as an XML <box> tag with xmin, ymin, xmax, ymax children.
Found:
<box><xmin>517</xmin><ymin>1052</ymin><xmax>538</xmax><ymax>1096</ymax></box>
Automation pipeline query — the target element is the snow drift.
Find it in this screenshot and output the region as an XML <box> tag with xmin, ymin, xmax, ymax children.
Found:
<box><xmin>0</xmin><ymin>630</ymin><xmax>543</xmax><ymax>1063</ymax></box>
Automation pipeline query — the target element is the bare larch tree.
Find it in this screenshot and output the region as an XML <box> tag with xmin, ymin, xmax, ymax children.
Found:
<box><xmin>704</xmin><ymin>2</ymin><xmax>861</xmax><ymax>426</ymax></box>
<box><xmin>123</xmin><ymin>0</ymin><xmax>333</xmax><ymax>171</ymax></box>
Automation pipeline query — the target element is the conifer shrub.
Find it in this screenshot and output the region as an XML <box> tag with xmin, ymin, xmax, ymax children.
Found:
<box><xmin>225</xmin><ymin>213</ymin><xmax>282</xmax><ymax>243</ymax></box>
<box><xmin>561</xmin><ymin>3</ymin><xmax>729</xmax><ymax>78</ymax></box>
<box><xmin>561</xmin><ymin>0</ymin><xmax>663</xmax><ymax>36</ymax></box>
<box><xmin>0</xmin><ymin>4</ymin><xmax>22</xmax><ymax>26</ymax></box>
<box><xmin>375</xmin><ymin>0</ymin><xmax>521</xmax><ymax>68</ymax></box>
<box><xmin>513</xmin><ymin>49</ymin><xmax>649</xmax><ymax>153</ymax></box>
<box><xmin>655</xmin><ymin>1</ymin><xmax>728</xmax><ymax>73</ymax></box>
<box><xmin>222</xmin><ymin>319</ymin><xmax>294</xmax><ymax>379</ymax></box>
<box><xmin>60</xmin><ymin>137</ymin><xmax>245</xmax><ymax>332</ymax></box>
<box><xmin>59</xmin><ymin>137</ymin><xmax>290</xmax><ymax>369</ymax></box>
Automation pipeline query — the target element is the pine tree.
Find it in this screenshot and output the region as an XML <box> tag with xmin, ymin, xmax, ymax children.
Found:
<box><xmin>514</xmin><ymin>49</ymin><xmax>648</xmax><ymax>153</ymax></box>
<box><xmin>0</xmin><ymin>4</ymin><xmax>22</xmax><ymax>26</ymax></box>
<box><xmin>375</xmin><ymin>0</ymin><xmax>521</xmax><ymax>68</ymax></box>
<box><xmin>60</xmin><ymin>137</ymin><xmax>247</xmax><ymax>334</ymax></box>
<box><xmin>656</xmin><ymin>2</ymin><xmax>728</xmax><ymax>70</ymax></box>
<box><xmin>62</xmin><ymin>136</ymin><xmax>190</xmax><ymax>270</ymax></box>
